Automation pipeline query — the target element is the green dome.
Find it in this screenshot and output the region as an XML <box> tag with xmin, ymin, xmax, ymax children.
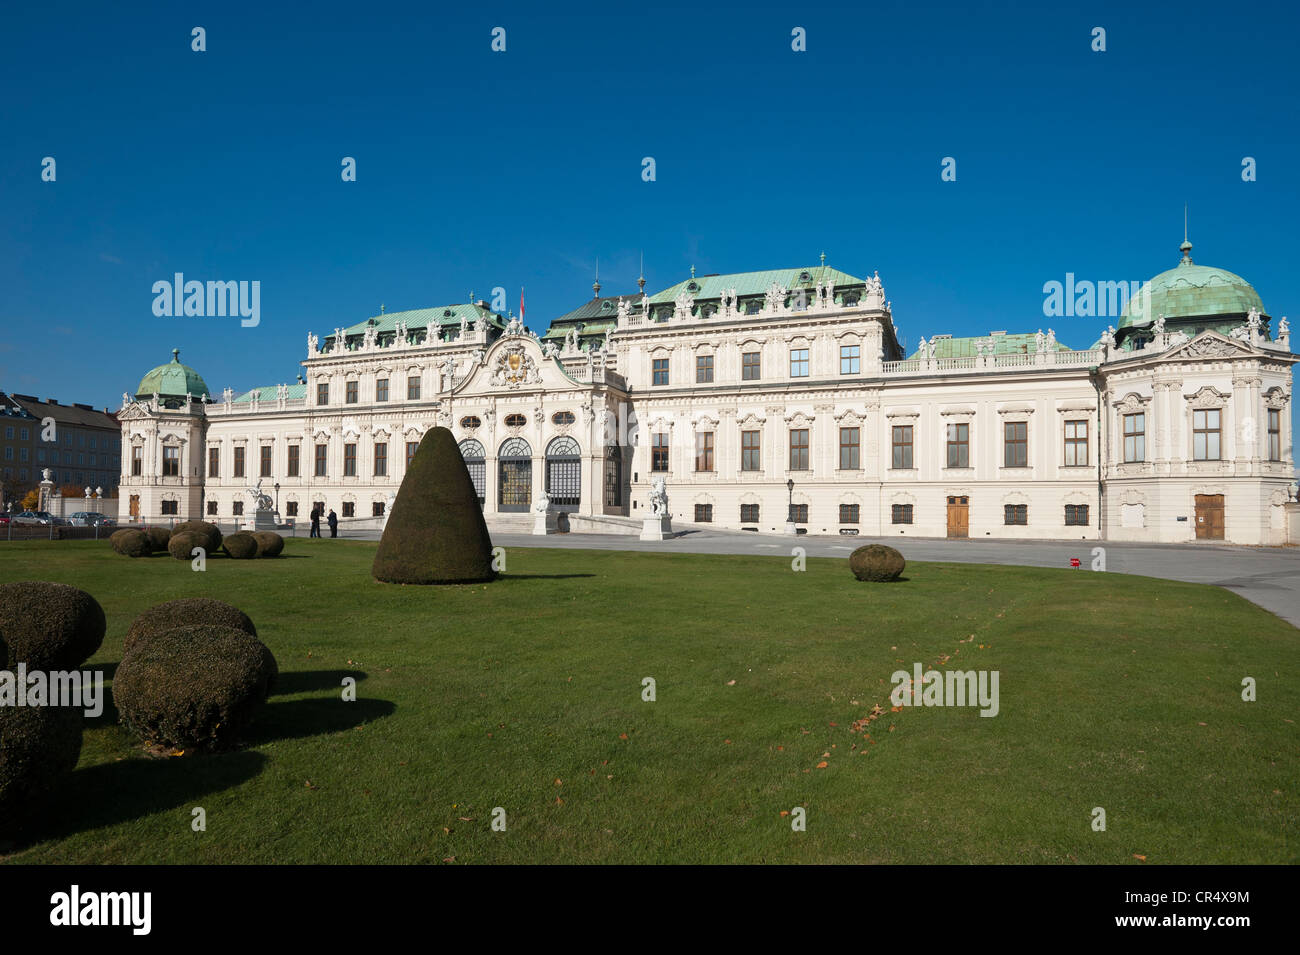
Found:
<box><xmin>136</xmin><ymin>349</ymin><xmax>210</xmax><ymax>406</ymax></box>
<box><xmin>1119</xmin><ymin>242</ymin><xmax>1266</xmax><ymax>329</ymax></box>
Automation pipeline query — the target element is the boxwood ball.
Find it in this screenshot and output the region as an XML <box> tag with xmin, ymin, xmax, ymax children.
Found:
<box><xmin>252</xmin><ymin>531</ymin><xmax>284</xmax><ymax>558</ymax></box>
<box><xmin>124</xmin><ymin>598</ymin><xmax>257</xmax><ymax>655</ymax></box>
<box><xmin>0</xmin><ymin>704</ymin><xmax>84</xmax><ymax>823</ymax></box>
<box><xmin>0</xmin><ymin>581</ymin><xmax>106</xmax><ymax>670</ymax></box>
<box><xmin>167</xmin><ymin>531</ymin><xmax>204</xmax><ymax>561</ymax></box>
<box><xmin>849</xmin><ymin>544</ymin><xmax>906</xmax><ymax>582</ymax></box>
<box><xmin>111</xmin><ymin>529</ymin><xmax>151</xmax><ymax>558</ymax></box>
<box><xmin>171</xmin><ymin>520</ymin><xmax>222</xmax><ymax>554</ymax></box>
<box><xmin>223</xmin><ymin>532</ymin><xmax>258</xmax><ymax>560</ymax></box>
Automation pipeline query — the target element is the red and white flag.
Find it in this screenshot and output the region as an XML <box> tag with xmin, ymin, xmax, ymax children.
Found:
<box><xmin>519</xmin><ymin>287</ymin><xmax>525</xmax><ymax>322</ymax></box>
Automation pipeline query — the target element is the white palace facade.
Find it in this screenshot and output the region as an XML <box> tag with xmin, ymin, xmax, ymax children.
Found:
<box><xmin>116</xmin><ymin>240</ymin><xmax>1297</xmax><ymax>545</ymax></box>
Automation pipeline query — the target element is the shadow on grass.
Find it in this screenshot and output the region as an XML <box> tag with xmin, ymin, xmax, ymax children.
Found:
<box><xmin>271</xmin><ymin>669</ymin><xmax>367</xmax><ymax>696</ymax></box>
<box><xmin>501</xmin><ymin>573</ymin><xmax>596</xmax><ymax>580</ymax></box>
<box><xmin>1</xmin><ymin>749</ymin><xmax>268</xmax><ymax>851</ymax></box>
<box><xmin>243</xmin><ymin>696</ymin><xmax>396</xmax><ymax>746</ymax></box>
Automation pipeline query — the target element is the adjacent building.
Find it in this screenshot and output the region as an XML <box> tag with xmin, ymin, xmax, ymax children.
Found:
<box><xmin>0</xmin><ymin>392</ymin><xmax>121</xmax><ymax>507</ymax></box>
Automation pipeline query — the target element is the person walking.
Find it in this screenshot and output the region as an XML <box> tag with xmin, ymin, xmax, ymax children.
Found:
<box><xmin>327</xmin><ymin>508</ymin><xmax>338</xmax><ymax>538</ymax></box>
<box><xmin>310</xmin><ymin>505</ymin><xmax>321</xmax><ymax>538</ymax></box>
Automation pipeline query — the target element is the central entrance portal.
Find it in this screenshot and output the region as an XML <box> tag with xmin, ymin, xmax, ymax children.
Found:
<box><xmin>498</xmin><ymin>437</ymin><xmax>532</xmax><ymax>512</ymax></box>
<box><xmin>946</xmin><ymin>495</ymin><xmax>969</xmax><ymax>538</ymax></box>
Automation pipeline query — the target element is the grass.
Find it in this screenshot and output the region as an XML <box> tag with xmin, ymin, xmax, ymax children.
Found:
<box><xmin>1</xmin><ymin>537</ymin><xmax>1296</xmax><ymax>864</ymax></box>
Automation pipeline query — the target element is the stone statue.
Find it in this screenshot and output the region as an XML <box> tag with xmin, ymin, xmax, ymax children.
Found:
<box><xmin>460</xmin><ymin>314</ymin><xmax>469</xmax><ymax>335</ymax></box>
<box><xmin>617</xmin><ymin>297</ymin><xmax>630</xmax><ymax>324</ymax></box>
<box><xmin>1246</xmin><ymin>307</ymin><xmax>1262</xmax><ymax>331</ymax></box>
<box><xmin>533</xmin><ymin>493</ymin><xmax>550</xmax><ymax>515</ymax></box>
<box><xmin>1046</xmin><ymin>328</ymin><xmax>1056</xmax><ymax>350</ymax></box>
<box><xmin>475</xmin><ymin>314</ymin><xmax>487</xmax><ymax>333</ymax></box>
<box><xmin>246</xmin><ymin>481</ymin><xmax>273</xmax><ymax>511</ymax></box>
<box><xmin>917</xmin><ymin>336</ymin><xmax>928</xmax><ymax>359</ymax></box>
<box><xmin>1034</xmin><ymin>329</ymin><xmax>1046</xmax><ymax>353</ymax></box>
<box><xmin>1279</xmin><ymin>316</ymin><xmax>1290</xmax><ymax>339</ymax></box>
<box><xmin>1101</xmin><ymin>326</ymin><xmax>1116</xmax><ymax>349</ymax></box>
<box><xmin>121</xmin><ymin>392</ymin><xmax>130</xmax><ymax>409</ymax></box>
<box><xmin>41</xmin><ymin>468</ymin><xmax>53</xmax><ymax>482</ymax></box>
<box><xmin>441</xmin><ymin>357</ymin><xmax>457</xmax><ymax>382</ymax></box>
<box><xmin>1230</xmin><ymin>324</ymin><xmax>1251</xmax><ymax>342</ymax></box>
<box><xmin>649</xmin><ymin>476</ymin><xmax>668</xmax><ymax>518</ymax></box>
<box><xmin>604</xmin><ymin>327</ymin><xmax>613</xmax><ymax>351</ymax></box>
<box><xmin>1152</xmin><ymin>314</ymin><xmax>1166</xmax><ymax>337</ymax></box>
<box><xmin>307</xmin><ymin>332</ymin><xmax>318</xmax><ymax>355</ymax></box>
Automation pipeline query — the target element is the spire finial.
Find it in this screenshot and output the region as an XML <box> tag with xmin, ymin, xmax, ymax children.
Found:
<box><xmin>690</xmin><ymin>264</ymin><xmax>696</xmax><ymax>279</ymax></box>
<box><xmin>638</xmin><ymin>251</ymin><xmax>646</xmax><ymax>293</ymax></box>
<box><xmin>593</xmin><ymin>258</ymin><xmax>601</xmax><ymax>298</ymax></box>
<box><xmin>820</xmin><ymin>250</ymin><xmax>826</xmax><ymax>266</ymax></box>
<box><xmin>1180</xmin><ymin>207</ymin><xmax>1193</xmax><ymax>263</ymax></box>
<box><xmin>380</xmin><ymin>303</ymin><xmax>385</xmax><ymax>314</ymax></box>
<box><xmin>172</xmin><ymin>348</ymin><xmax>180</xmax><ymax>362</ymax></box>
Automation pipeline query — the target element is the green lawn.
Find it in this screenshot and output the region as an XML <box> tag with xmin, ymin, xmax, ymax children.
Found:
<box><xmin>1</xmin><ymin>538</ymin><xmax>1296</xmax><ymax>864</ymax></box>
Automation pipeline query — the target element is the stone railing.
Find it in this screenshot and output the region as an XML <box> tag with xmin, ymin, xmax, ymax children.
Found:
<box><xmin>883</xmin><ymin>349</ymin><xmax>1103</xmax><ymax>376</ymax></box>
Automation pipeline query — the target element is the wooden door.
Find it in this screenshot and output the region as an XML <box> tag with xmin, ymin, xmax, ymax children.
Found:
<box><xmin>129</xmin><ymin>494</ymin><xmax>140</xmax><ymax>519</ymax></box>
<box><xmin>1195</xmin><ymin>494</ymin><xmax>1224</xmax><ymax>540</ymax></box>
<box><xmin>946</xmin><ymin>495</ymin><xmax>969</xmax><ymax>539</ymax></box>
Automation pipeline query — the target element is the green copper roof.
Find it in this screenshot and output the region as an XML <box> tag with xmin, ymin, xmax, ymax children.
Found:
<box><xmin>135</xmin><ymin>349</ymin><xmax>210</xmax><ymax>401</ymax></box>
<box><xmin>233</xmin><ymin>384</ymin><xmax>307</xmax><ymax>403</ymax></box>
<box><xmin>339</xmin><ymin>303</ymin><xmax>506</xmax><ymax>341</ymax></box>
<box><xmin>1119</xmin><ymin>242</ymin><xmax>1265</xmax><ymax>329</ymax></box>
<box><xmin>651</xmin><ymin>265</ymin><xmax>867</xmax><ymax>304</ymax></box>
<box><xmin>907</xmin><ymin>333</ymin><xmax>1072</xmax><ymax>360</ymax></box>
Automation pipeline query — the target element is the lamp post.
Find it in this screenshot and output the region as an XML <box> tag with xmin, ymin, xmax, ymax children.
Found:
<box><xmin>785</xmin><ymin>479</ymin><xmax>797</xmax><ymax>536</ymax></box>
<box><xmin>274</xmin><ymin>482</ymin><xmax>280</xmax><ymax>512</ymax></box>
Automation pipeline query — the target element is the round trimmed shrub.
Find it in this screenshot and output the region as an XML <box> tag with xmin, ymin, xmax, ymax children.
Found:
<box><xmin>172</xmin><ymin>520</ymin><xmax>222</xmax><ymax>554</ymax></box>
<box><xmin>108</xmin><ymin>528</ymin><xmax>133</xmax><ymax>549</ymax></box>
<box><xmin>111</xmin><ymin>529</ymin><xmax>151</xmax><ymax>558</ymax></box>
<box><xmin>113</xmin><ymin>625</ymin><xmax>278</xmax><ymax>751</ymax></box>
<box><xmin>0</xmin><ymin>704</ymin><xmax>84</xmax><ymax>822</ymax></box>
<box><xmin>142</xmin><ymin>526</ymin><xmax>172</xmax><ymax>552</ymax></box>
<box><xmin>252</xmin><ymin>531</ymin><xmax>284</xmax><ymax>558</ymax></box>
<box><xmin>849</xmin><ymin>544</ymin><xmax>906</xmax><ymax>582</ymax></box>
<box><xmin>223</xmin><ymin>532</ymin><xmax>258</xmax><ymax>560</ymax></box>
<box><xmin>167</xmin><ymin>530</ymin><xmax>204</xmax><ymax>561</ymax></box>
<box><xmin>124</xmin><ymin>598</ymin><xmax>257</xmax><ymax>656</ymax></box>
<box><xmin>0</xmin><ymin>581</ymin><xmax>106</xmax><ymax>670</ymax></box>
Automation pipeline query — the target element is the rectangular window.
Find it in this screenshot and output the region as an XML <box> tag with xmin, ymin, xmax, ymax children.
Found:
<box><xmin>789</xmin><ymin>429</ymin><xmax>809</xmax><ymax>470</ymax></box>
<box><xmin>1064</xmin><ymin>419</ymin><xmax>1088</xmax><ymax>467</ymax></box>
<box><xmin>741</xmin><ymin>430</ymin><xmax>761</xmax><ymax>471</ymax></box>
<box><xmin>1123</xmin><ymin>413</ymin><xmax>1145</xmax><ymax>463</ymax></box>
<box><xmin>1065</xmin><ymin>504</ymin><xmax>1090</xmax><ymax>526</ymax></box>
<box><xmin>1004</xmin><ymin>504</ymin><xmax>1028</xmax><ymax>525</ymax></box>
<box><xmin>208</xmin><ymin>447</ymin><xmax>219</xmax><ymax>477</ymax></box>
<box><xmin>233</xmin><ymin>446</ymin><xmax>245</xmax><ymax>478</ymax></box>
<box><xmin>374</xmin><ymin>442</ymin><xmax>388</xmax><ymax>477</ymax></box>
<box><xmin>89</xmin><ymin>436</ymin><xmax>95</xmax><ymax>449</ymax></box>
<box><xmin>652</xmin><ymin>358</ymin><xmax>669</xmax><ymax>386</ymax></box>
<box><xmin>407</xmin><ymin>376</ymin><xmax>421</xmax><ymax>400</ymax></box>
<box><xmin>1268</xmin><ymin>409</ymin><xmax>1281</xmax><ymax>461</ymax></box>
<box><xmin>791</xmin><ymin>503</ymin><xmax>808</xmax><ymax>523</ymax></box>
<box><xmin>1193</xmin><ymin>408</ymin><xmax>1221</xmax><ymax>461</ymax></box>
<box><xmin>694</xmin><ymin>503</ymin><xmax>713</xmax><ymax>523</ymax></box>
<box><xmin>892</xmin><ymin>503</ymin><xmax>913</xmax><ymax>525</ymax></box>
<box><xmin>740</xmin><ymin>503</ymin><xmax>759</xmax><ymax>523</ymax></box>
<box><xmin>839</xmin><ymin>427</ymin><xmax>860</xmax><ymax>470</ymax></box>
<box><xmin>260</xmin><ymin>445</ymin><xmax>272</xmax><ymax>478</ymax></box>
<box><xmin>373</xmin><ymin>501</ymin><xmax>385</xmax><ymax>517</ymax></box>
<box><xmin>947</xmin><ymin>422</ymin><xmax>970</xmax><ymax>468</ymax></box>
<box><xmin>376</xmin><ymin>378</ymin><xmax>389</xmax><ymax>402</ymax></box>
<box><xmin>742</xmin><ymin>352</ymin><xmax>761</xmax><ymax>380</ymax></box>
<box><xmin>695</xmin><ymin>432</ymin><xmax>714</xmax><ymax>472</ymax></box>
<box><xmin>346</xmin><ymin>381</ymin><xmax>358</xmax><ymax>404</ymax></box>
<box><xmin>892</xmin><ymin>425</ymin><xmax>914</xmax><ymax>469</ymax></box>
<box><xmin>161</xmin><ymin>500</ymin><xmax>179</xmax><ymax>515</ymax></box>
<box><xmin>839</xmin><ymin>503</ymin><xmax>860</xmax><ymax>524</ymax></box>
<box><xmin>317</xmin><ymin>382</ymin><xmax>329</xmax><ymax>405</ymax></box>
<box><xmin>696</xmin><ymin>355</ymin><xmax>714</xmax><ymax>383</ymax></box>
<box><xmin>162</xmin><ymin>446</ymin><xmax>179</xmax><ymax>477</ymax></box>
<box><xmin>232</xmin><ymin>500</ymin><xmax>244</xmax><ymax>516</ymax></box>
<box><xmin>652</xmin><ymin>433</ymin><xmax>669</xmax><ymax>472</ymax></box>
<box><xmin>287</xmin><ymin>444</ymin><xmax>300</xmax><ymax>477</ymax></box>
<box><xmin>406</xmin><ymin>442</ymin><xmax>418</xmax><ymax>467</ymax></box>
<box><xmin>21</xmin><ymin>428</ymin><xmax>29</xmax><ymax>441</ymax></box>
<box><xmin>3</xmin><ymin>427</ymin><xmax>10</xmax><ymax>439</ymax></box>
<box><xmin>207</xmin><ymin>500</ymin><xmax>218</xmax><ymax>516</ymax></box>
<box><xmin>315</xmin><ymin>444</ymin><xmax>327</xmax><ymax>477</ymax></box>
<box><xmin>37</xmin><ymin>450</ymin><xmax>45</xmax><ymax>464</ymax></box>
<box><xmin>789</xmin><ymin>348</ymin><xmax>809</xmax><ymax>378</ymax></box>
<box><xmin>344</xmin><ymin>443</ymin><xmax>357</xmax><ymax>477</ymax></box>
<box><xmin>840</xmin><ymin>344</ymin><xmax>860</xmax><ymax>375</ymax></box>
<box><xmin>342</xmin><ymin>502</ymin><xmax>355</xmax><ymax>518</ymax></box>
<box><xmin>286</xmin><ymin>501</ymin><xmax>298</xmax><ymax>517</ymax></box>
<box><xmin>1004</xmin><ymin>421</ymin><xmax>1028</xmax><ymax>468</ymax></box>
<box><xmin>132</xmin><ymin>446</ymin><xmax>142</xmax><ymax>476</ymax></box>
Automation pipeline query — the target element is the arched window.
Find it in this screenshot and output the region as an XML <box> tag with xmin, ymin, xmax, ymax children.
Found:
<box><xmin>552</xmin><ymin>411</ymin><xmax>576</xmax><ymax>426</ymax></box>
<box><xmin>458</xmin><ymin>439</ymin><xmax>486</xmax><ymax>505</ymax></box>
<box><xmin>460</xmin><ymin>416</ymin><xmax>482</xmax><ymax>429</ymax></box>
<box><xmin>545</xmin><ymin>436</ymin><xmax>581</xmax><ymax>507</ymax></box>
<box><xmin>498</xmin><ymin>438</ymin><xmax>532</xmax><ymax>512</ymax></box>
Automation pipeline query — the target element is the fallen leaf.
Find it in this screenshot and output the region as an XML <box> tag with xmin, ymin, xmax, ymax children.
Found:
<box><xmin>816</xmin><ymin>761</ymin><xmax>828</xmax><ymax>769</ymax></box>
<box><xmin>726</xmin><ymin>679</ymin><xmax>736</xmax><ymax>686</ymax></box>
<box><xmin>1133</xmin><ymin>854</ymin><xmax>1147</xmax><ymax>862</ymax></box>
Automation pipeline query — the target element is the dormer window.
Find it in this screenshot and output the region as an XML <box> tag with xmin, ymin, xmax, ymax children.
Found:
<box><xmin>799</xmin><ymin>271</ymin><xmax>811</xmax><ymax>281</ymax></box>
<box><xmin>687</xmin><ymin>281</ymin><xmax>699</xmax><ymax>292</ymax></box>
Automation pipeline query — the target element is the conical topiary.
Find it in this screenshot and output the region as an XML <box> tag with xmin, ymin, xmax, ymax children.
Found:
<box><xmin>372</xmin><ymin>426</ymin><xmax>496</xmax><ymax>585</ymax></box>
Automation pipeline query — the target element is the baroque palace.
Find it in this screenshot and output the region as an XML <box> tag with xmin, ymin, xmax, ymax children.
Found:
<box><xmin>116</xmin><ymin>239</ymin><xmax>1296</xmax><ymax>544</ymax></box>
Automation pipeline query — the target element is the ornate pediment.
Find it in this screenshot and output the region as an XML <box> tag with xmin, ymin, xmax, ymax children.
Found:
<box><xmin>117</xmin><ymin>402</ymin><xmax>154</xmax><ymax>421</ymax></box>
<box><xmin>489</xmin><ymin>342</ymin><xmax>542</xmax><ymax>390</ymax></box>
<box><xmin>1163</xmin><ymin>331</ymin><xmax>1255</xmax><ymax>361</ymax></box>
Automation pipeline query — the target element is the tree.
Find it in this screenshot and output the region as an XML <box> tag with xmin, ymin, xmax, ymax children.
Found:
<box><xmin>20</xmin><ymin>490</ymin><xmax>39</xmax><ymax>511</ymax></box>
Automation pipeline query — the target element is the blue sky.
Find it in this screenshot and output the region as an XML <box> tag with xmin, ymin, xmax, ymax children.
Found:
<box><xmin>2</xmin><ymin>0</ymin><xmax>1296</xmax><ymax>420</ymax></box>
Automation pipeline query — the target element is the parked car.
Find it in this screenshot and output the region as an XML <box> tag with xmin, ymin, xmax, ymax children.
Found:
<box><xmin>69</xmin><ymin>511</ymin><xmax>115</xmax><ymax>527</ymax></box>
<box><xmin>13</xmin><ymin>511</ymin><xmax>50</xmax><ymax>525</ymax></box>
<box><xmin>0</xmin><ymin>513</ymin><xmax>10</xmax><ymax>525</ymax></box>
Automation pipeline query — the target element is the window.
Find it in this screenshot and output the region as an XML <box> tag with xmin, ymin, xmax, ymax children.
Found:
<box><xmin>504</xmin><ymin>413</ymin><xmax>527</xmax><ymax>428</ymax></box>
<box><xmin>1268</xmin><ymin>409</ymin><xmax>1281</xmax><ymax>461</ymax></box>
<box><xmin>374</xmin><ymin>442</ymin><xmax>387</xmax><ymax>477</ymax></box>
<box><xmin>37</xmin><ymin>450</ymin><xmax>45</xmax><ymax>463</ymax></box>
<box><xmin>551</xmin><ymin>412</ymin><xmax>575</xmax><ymax>426</ymax></box>
<box><xmin>161</xmin><ymin>500</ymin><xmax>179</xmax><ymax>515</ymax></box>
<box><xmin>947</xmin><ymin>422</ymin><xmax>970</xmax><ymax>468</ymax></box>
<box><xmin>740</xmin><ymin>503</ymin><xmax>760</xmax><ymax>523</ymax></box>
<box><xmin>1064</xmin><ymin>420</ymin><xmax>1088</xmax><ymax>467</ymax></box>
<box><xmin>695</xmin><ymin>354</ymin><xmax>714</xmax><ymax>383</ymax></box>
<box><xmin>1004</xmin><ymin>421</ymin><xmax>1028</xmax><ymax>467</ymax></box>
<box><xmin>376</xmin><ymin>378</ymin><xmax>389</xmax><ymax>402</ymax></box>
<box><xmin>162</xmin><ymin>446</ymin><xmax>179</xmax><ymax>477</ymax></box>
<box><xmin>694</xmin><ymin>503</ymin><xmax>713</xmax><ymax>522</ymax></box>
<box><xmin>1192</xmin><ymin>408</ymin><xmax>1221</xmax><ymax>461</ymax></box>
<box><xmin>89</xmin><ymin>436</ymin><xmax>95</xmax><ymax>449</ymax></box>
<box><xmin>652</xmin><ymin>433</ymin><xmax>669</xmax><ymax>472</ymax></box>
<box><xmin>892</xmin><ymin>504</ymin><xmax>913</xmax><ymax>524</ymax></box>
<box><xmin>695</xmin><ymin>432</ymin><xmax>714</xmax><ymax>472</ymax></box>
<box><xmin>1004</xmin><ymin>504</ymin><xmax>1028</xmax><ymax>525</ymax></box>
<box><xmin>346</xmin><ymin>381</ymin><xmax>358</xmax><ymax>404</ymax></box>
<box><xmin>208</xmin><ymin>447</ymin><xmax>219</xmax><ymax>477</ymax></box>
<box><xmin>840</xmin><ymin>344</ymin><xmax>860</xmax><ymax>375</ymax></box>
<box><xmin>373</xmin><ymin>501</ymin><xmax>385</xmax><ymax>517</ymax></box>
<box><xmin>288</xmin><ymin>444</ymin><xmax>300</xmax><ymax>477</ymax></box>
<box><xmin>317</xmin><ymin>382</ymin><xmax>329</xmax><ymax>405</ymax></box>
<box><xmin>234</xmin><ymin>446</ymin><xmax>245</xmax><ymax>478</ymax></box>
<box><xmin>232</xmin><ymin>500</ymin><xmax>244</xmax><ymax>516</ymax></box>
<box><xmin>1123</xmin><ymin>413</ymin><xmax>1145</xmax><ymax>463</ymax></box>
<box><xmin>260</xmin><ymin>445</ymin><xmax>273</xmax><ymax>478</ymax></box>
<box><xmin>407</xmin><ymin>376</ymin><xmax>421</xmax><ymax>400</ymax></box>
<box><xmin>207</xmin><ymin>500</ymin><xmax>218</xmax><ymax>515</ymax></box>
<box><xmin>1065</xmin><ymin>504</ymin><xmax>1089</xmax><ymax>526</ymax></box>
<box><xmin>741</xmin><ymin>430</ymin><xmax>761</xmax><ymax>471</ymax></box>
<box><xmin>285</xmin><ymin>501</ymin><xmax>298</xmax><ymax>517</ymax></box>
<box><xmin>3</xmin><ymin>427</ymin><xmax>10</xmax><ymax>439</ymax></box>
<box><xmin>406</xmin><ymin>442</ymin><xmax>418</xmax><ymax>467</ymax></box>
<box><xmin>791</xmin><ymin>504</ymin><xmax>808</xmax><ymax>523</ymax></box>
<box><xmin>840</xmin><ymin>503</ymin><xmax>860</xmax><ymax>524</ymax></box>
<box><xmin>315</xmin><ymin>444</ymin><xmax>327</xmax><ymax>477</ymax></box>
<box><xmin>742</xmin><ymin>352</ymin><xmax>761</xmax><ymax>380</ymax></box>
<box><xmin>789</xmin><ymin>429</ymin><xmax>809</xmax><ymax>470</ymax></box>
<box><xmin>839</xmin><ymin>427</ymin><xmax>860</xmax><ymax>470</ymax></box>
<box><xmin>344</xmin><ymin>443</ymin><xmax>357</xmax><ymax>476</ymax></box>
<box><xmin>652</xmin><ymin>358</ymin><xmax>669</xmax><ymax>386</ymax></box>
<box><xmin>131</xmin><ymin>447</ymin><xmax>142</xmax><ymax>476</ymax></box>
<box><xmin>342</xmin><ymin>502</ymin><xmax>355</xmax><ymax>518</ymax></box>
<box><xmin>789</xmin><ymin>348</ymin><xmax>809</xmax><ymax>378</ymax></box>
<box><xmin>891</xmin><ymin>425</ymin><xmax>914</xmax><ymax>468</ymax></box>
